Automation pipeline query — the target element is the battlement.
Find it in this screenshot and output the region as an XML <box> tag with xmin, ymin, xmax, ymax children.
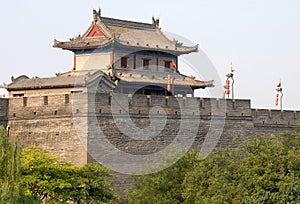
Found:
<box><xmin>7</xmin><ymin>93</ymin><xmax>300</xmax><ymax>128</ymax></box>
<box><xmin>252</xmin><ymin>109</ymin><xmax>300</xmax><ymax>131</ymax></box>
<box><xmin>93</xmin><ymin>93</ymin><xmax>252</xmax><ymax>118</ymax></box>
<box><xmin>8</xmin><ymin>94</ymin><xmax>73</xmax><ymax>120</ymax></box>
<box><xmin>6</xmin><ymin>92</ymin><xmax>300</xmax><ymax>194</ymax></box>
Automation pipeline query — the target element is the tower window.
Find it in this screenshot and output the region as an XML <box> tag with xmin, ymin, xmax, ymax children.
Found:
<box><xmin>13</xmin><ymin>93</ymin><xmax>24</xmax><ymax>97</ymax></box>
<box><xmin>23</xmin><ymin>97</ymin><xmax>27</xmax><ymax>107</ymax></box>
<box><xmin>164</xmin><ymin>61</ymin><xmax>171</xmax><ymax>70</ymax></box>
<box><xmin>143</xmin><ymin>59</ymin><xmax>150</xmax><ymax>70</ymax></box>
<box><xmin>44</xmin><ymin>96</ymin><xmax>48</xmax><ymax>105</ymax></box>
<box><xmin>65</xmin><ymin>94</ymin><xmax>70</xmax><ymax>104</ymax></box>
<box><xmin>121</xmin><ymin>57</ymin><xmax>128</xmax><ymax>68</ymax></box>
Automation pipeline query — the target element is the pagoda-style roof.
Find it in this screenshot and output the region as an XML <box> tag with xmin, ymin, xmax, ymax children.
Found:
<box><xmin>53</xmin><ymin>9</ymin><xmax>198</xmax><ymax>56</ymax></box>
<box><xmin>6</xmin><ymin>68</ymin><xmax>213</xmax><ymax>92</ymax></box>
<box><xmin>114</xmin><ymin>69</ymin><xmax>214</xmax><ymax>90</ymax></box>
<box><xmin>6</xmin><ymin>71</ymin><xmax>116</xmax><ymax>91</ymax></box>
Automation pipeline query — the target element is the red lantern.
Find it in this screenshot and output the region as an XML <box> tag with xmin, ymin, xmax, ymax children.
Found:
<box><xmin>225</xmin><ymin>79</ymin><xmax>230</xmax><ymax>95</ymax></box>
<box><xmin>275</xmin><ymin>93</ymin><xmax>279</xmax><ymax>106</ymax></box>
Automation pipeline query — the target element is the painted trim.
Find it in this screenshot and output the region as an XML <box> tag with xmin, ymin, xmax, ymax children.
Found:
<box><xmin>87</xmin><ymin>24</ymin><xmax>104</xmax><ymax>37</ymax></box>
<box><xmin>134</xmin><ymin>55</ymin><xmax>136</xmax><ymax>69</ymax></box>
<box><xmin>73</xmin><ymin>55</ymin><xmax>76</xmax><ymax>70</ymax></box>
<box><xmin>110</xmin><ymin>52</ymin><xmax>114</xmax><ymax>66</ymax></box>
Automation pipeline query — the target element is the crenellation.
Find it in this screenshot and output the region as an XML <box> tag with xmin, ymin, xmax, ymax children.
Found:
<box><xmin>5</xmin><ymin>91</ymin><xmax>300</xmax><ymax>197</ymax></box>
<box><xmin>253</xmin><ymin>109</ymin><xmax>300</xmax><ymax>126</ymax></box>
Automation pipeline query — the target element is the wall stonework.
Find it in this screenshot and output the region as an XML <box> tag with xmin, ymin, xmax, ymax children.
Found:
<box><xmin>0</xmin><ymin>98</ymin><xmax>8</xmax><ymax>128</ymax></box>
<box><xmin>5</xmin><ymin>92</ymin><xmax>300</xmax><ymax>196</ymax></box>
<box><xmin>8</xmin><ymin>94</ymin><xmax>88</xmax><ymax>166</ymax></box>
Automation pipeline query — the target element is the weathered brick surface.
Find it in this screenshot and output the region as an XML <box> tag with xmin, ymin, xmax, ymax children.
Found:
<box><xmin>0</xmin><ymin>99</ymin><xmax>8</xmax><ymax>128</ymax></box>
<box><xmin>4</xmin><ymin>92</ymin><xmax>300</xmax><ymax>196</ymax></box>
<box><xmin>8</xmin><ymin>94</ymin><xmax>88</xmax><ymax>166</ymax></box>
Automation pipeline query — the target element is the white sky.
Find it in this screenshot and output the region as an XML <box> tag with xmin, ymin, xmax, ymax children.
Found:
<box><xmin>0</xmin><ymin>0</ymin><xmax>299</xmax><ymax>110</ymax></box>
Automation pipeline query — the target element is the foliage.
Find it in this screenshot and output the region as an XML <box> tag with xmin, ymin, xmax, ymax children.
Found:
<box><xmin>0</xmin><ymin>126</ymin><xmax>117</xmax><ymax>203</ymax></box>
<box><xmin>128</xmin><ymin>131</ymin><xmax>300</xmax><ymax>204</ymax></box>
<box><xmin>0</xmin><ymin>126</ymin><xmax>22</xmax><ymax>202</ymax></box>
<box><xmin>127</xmin><ymin>150</ymin><xmax>200</xmax><ymax>204</ymax></box>
<box><xmin>20</xmin><ymin>146</ymin><xmax>117</xmax><ymax>203</ymax></box>
<box><xmin>0</xmin><ymin>126</ymin><xmax>40</xmax><ymax>203</ymax></box>
<box><xmin>183</xmin><ymin>135</ymin><xmax>300</xmax><ymax>203</ymax></box>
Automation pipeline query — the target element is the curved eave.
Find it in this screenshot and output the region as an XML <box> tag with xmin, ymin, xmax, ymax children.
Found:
<box><xmin>53</xmin><ymin>39</ymin><xmax>114</xmax><ymax>51</ymax></box>
<box><xmin>54</xmin><ymin>44</ymin><xmax>103</xmax><ymax>51</ymax></box>
<box><xmin>191</xmin><ymin>85</ymin><xmax>214</xmax><ymax>90</ymax></box>
<box><xmin>53</xmin><ymin>39</ymin><xmax>198</xmax><ymax>55</ymax></box>
<box><xmin>7</xmin><ymin>84</ymin><xmax>86</xmax><ymax>91</ymax></box>
<box><xmin>114</xmin><ymin>41</ymin><xmax>198</xmax><ymax>55</ymax></box>
<box><xmin>117</xmin><ymin>80</ymin><xmax>213</xmax><ymax>90</ymax></box>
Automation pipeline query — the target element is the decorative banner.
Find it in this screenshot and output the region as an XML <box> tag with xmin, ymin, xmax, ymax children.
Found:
<box><xmin>230</xmin><ymin>62</ymin><xmax>235</xmax><ymax>73</ymax></box>
<box><xmin>277</xmin><ymin>81</ymin><xmax>281</xmax><ymax>88</ymax></box>
<box><xmin>172</xmin><ymin>59</ymin><xmax>177</xmax><ymax>69</ymax></box>
<box><xmin>275</xmin><ymin>93</ymin><xmax>279</xmax><ymax>106</ymax></box>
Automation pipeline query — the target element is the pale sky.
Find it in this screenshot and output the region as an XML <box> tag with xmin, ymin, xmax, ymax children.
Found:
<box><xmin>0</xmin><ymin>0</ymin><xmax>299</xmax><ymax>110</ymax></box>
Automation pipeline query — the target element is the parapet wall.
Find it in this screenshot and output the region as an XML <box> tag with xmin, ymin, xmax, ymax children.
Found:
<box><xmin>92</xmin><ymin>93</ymin><xmax>253</xmax><ymax>117</ymax></box>
<box><xmin>252</xmin><ymin>109</ymin><xmax>300</xmax><ymax>136</ymax></box>
<box><xmin>6</xmin><ymin>93</ymin><xmax>300</xmax><ymax>166</ymax></box>
<box><xmin>8</xmin><ymin>94</ymin><xmax>88</xmax><ymax>166</ymax></box>
<box><xmin>6</xmin><ymin>92</ymin><xmax>300</xmax><ymax>196</ymax></box>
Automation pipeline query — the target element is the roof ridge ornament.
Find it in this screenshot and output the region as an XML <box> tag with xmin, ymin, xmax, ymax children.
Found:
<box><xmin>152</xmin><ymin>16</ymin><xmax>160</xmax><ymax>28</ymax></box>
<box><xmin>173</xmin><ymin>38</ymin><xmax>183</xmax><ymax>47</ymax></box>
<box><xmin>93</xmin><ymin>8</ymin><xmax>101</xmax><ymax>22</ymax></box>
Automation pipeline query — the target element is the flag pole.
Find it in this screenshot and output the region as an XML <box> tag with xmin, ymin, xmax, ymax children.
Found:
<box><xmin>280</xmin><ymin>90</ymin><xmax>283</xmax><ymax>111</ymax></box>
<box><xmin>231</xmin><ymin>76</ymin><xmax>235</xmax><ymax>100</ymax></box>
<box><xmin>226</xmin><ymin>62</ymin><xmax>235</xmax><ymax>100</ymax></box>
<box><xmin>276</xmin><ymin>81</ymin><xmax>283</xmax><ymax>111</ymax></box>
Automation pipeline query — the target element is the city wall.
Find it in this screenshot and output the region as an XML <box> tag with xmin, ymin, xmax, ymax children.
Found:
<box><xmin>4</xmin><ymin>93</ymin><xmax>300</xmax><ymax>195</ymax></box>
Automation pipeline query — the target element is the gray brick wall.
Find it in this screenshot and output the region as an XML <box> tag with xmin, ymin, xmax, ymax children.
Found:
<box><xmin>5</xmin><ymin>92</ymin><xmax>300</xmax><ymax>196</ymax></box>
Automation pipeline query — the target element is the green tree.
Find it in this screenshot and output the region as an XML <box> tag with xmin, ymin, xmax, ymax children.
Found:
<box><xmin>128</xmin><ymin>131</ymin><xmax>300</xmax><ymax>204</ymax></box>
<box><xmin>20</xmin><ymin>146</ymin><xmax>117</xmax><ymax>203</ymax></box>
<box><xmin>0</xmin><ymin>126</ymin><xmax>22</xmax><ymax>203</ymax></box>
<box><xmin>0</xmin><ymin>126</ymin><xmax>42</xmax><ymax>203</ymax></box>
<box><xmin>184</xmin><ymin>134</ymin><xmax>300</xmax><ymax>204</ymax></box>
<box><xmin>127</xmin><ymin>150</ymin><xmax>200</xmax><ymax>204</ymax></box>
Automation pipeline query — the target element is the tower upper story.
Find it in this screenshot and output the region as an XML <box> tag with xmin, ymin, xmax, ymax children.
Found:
<box><xmin>7</xmin><ymin>9</ymin><xmax>213</xmax><ymax>98</ymax></box>
<box><xmin>52</xmin><ymin>9</ymin><xmax>213</xmax><ymax>95</ymax></box>
<box><xmin>53</xmin><ymin>9</ymin><xmax>198</xmax><ymax>72</ymax></box>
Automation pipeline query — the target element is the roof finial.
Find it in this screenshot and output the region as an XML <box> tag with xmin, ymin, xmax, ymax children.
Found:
<box><xmin>152</xmin><ymin>17</ymin><xmax>160</xmax><ymax>28</ymax></box>
<box><xmin>152</xmin><ymin>16</ymin><xmax>156</xmax><ymax>25</ymax></box>
<box><xmin>93</xmin><ymin>8</ymin><xmax>101</xmax><ymax>21</ymax></box>
<box><xmin>98</xmin><ymin>8</ymin><xmax>101</xmax><ymax>17</ymax></box>
<box><xmin>93</xmin><ymin>9</ymin><xmax>98</xmax><ymax>21</ymax></box>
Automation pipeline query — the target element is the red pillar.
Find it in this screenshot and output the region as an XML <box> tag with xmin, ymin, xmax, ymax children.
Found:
<box><xmin>134</xmin><ymin>55</ymin><xmax>136</xmax><ymax>69</ymax></box>
<box><xmin>156</xmin><ymin>57</ymin><xmax>159</xmax><ymax>71</ymax></box>
<box><xmin>73</xmin><ymin>54</ymin><xmax>76</xmax><ymax>71</ymax></box>
<box><xmin>110</xmin><ymin>52</ymin><xmax>114</xmax><ymax>66</ymax></box>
